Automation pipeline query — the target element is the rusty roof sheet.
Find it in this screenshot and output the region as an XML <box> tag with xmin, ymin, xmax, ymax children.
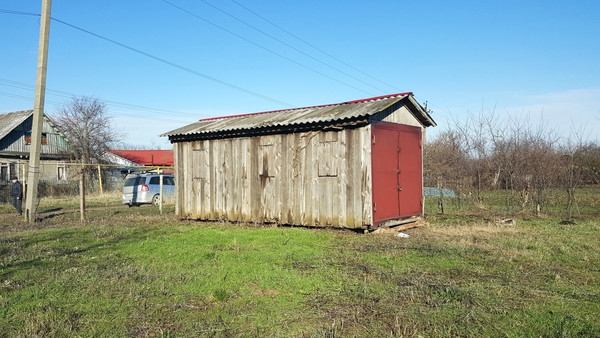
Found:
<box><xmin>0</xmin><ymin>110</ymin><xmax>33</xmax><ymax>141</ymax></box>
<box><xmin>163</xmin><ymin>93</ymin><xmax>435</xmax><ymax>138</ymax></box>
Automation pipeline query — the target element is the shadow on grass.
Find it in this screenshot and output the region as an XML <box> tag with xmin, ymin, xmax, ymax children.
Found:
<box><xmin>38</xmin><ymin>208</ymin><xmax>63</xmax><ymax>214</ymax></box>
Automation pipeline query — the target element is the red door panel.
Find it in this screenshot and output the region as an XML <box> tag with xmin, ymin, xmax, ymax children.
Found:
<box><xmin>372</xmin><ymin>123</ymin><xmax>422</xmax><ymax>227</ymax></box>
<box><xmin>397</xmin><ymin>126</ymin><xmax>423</xmax><ymax>216</ymax></box>
<box><xmin>371</xmin><ymin>127</ymin><xmax>400</xmax><ymax>224</ymax></box>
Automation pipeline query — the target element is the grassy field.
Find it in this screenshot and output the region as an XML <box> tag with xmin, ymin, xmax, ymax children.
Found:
<box><xmin>425</xmin><ymin>185</ymin><xmax>600</xmax><ymax>219</ymax></box>
<box><xmin>1</xmin><ymin>193</ymin><xmax>599</xmax><ymax>337</ymax></box>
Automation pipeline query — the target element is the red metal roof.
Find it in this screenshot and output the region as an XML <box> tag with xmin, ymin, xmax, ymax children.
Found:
<box><xmin>109</xmin><ymin>150</ymin><xmax>173</xmax><ymax>166</ymax></box>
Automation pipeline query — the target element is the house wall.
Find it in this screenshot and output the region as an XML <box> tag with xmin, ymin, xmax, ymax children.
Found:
<box><xmin>0</xmin><ymin>159</ymin><xmax>77</xmax><ymax>183</ymax></box>
<box><xmin>174</xmin><ymin>126</ymin><xmax>374</xmax><ymax>229</ymax></box>
<box><xmin>0</xmin><ymin>118</ymin><xmax>70</xmax><ymax>157</ymax></box>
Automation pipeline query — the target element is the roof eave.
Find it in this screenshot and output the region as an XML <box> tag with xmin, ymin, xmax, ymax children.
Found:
<box><xmin>167</xmin><ymin>117</ymin><xmax>371</xmax><ymax>143</ymax></box>
<box><xmin>406</xmin><ymin>95</ymin><xmax>437</xmax><ymax>127</ymax></box>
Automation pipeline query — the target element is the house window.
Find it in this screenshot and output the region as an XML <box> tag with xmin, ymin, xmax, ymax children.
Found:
<box><xmin>0</xmin><ymin>164</ymin><xmax>8</xmax><ymax>182</ymax></box>
<box><xmin>25</xmin><ymin>133</ymin><xmax>48</xmax><ymax>145</ymax></box>
<box><xmin>57</xmin><ymin>164</ymin><xmax>67</xmax><ymax>181</ymax></box>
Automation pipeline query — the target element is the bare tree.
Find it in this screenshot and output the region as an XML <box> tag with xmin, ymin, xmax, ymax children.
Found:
<box><xmin>52</xmin><ymin>96</ymin><xmax>119</xmax><ymax>164</ymax></box>
<box><xmin>559</xmin><ymin>134</ymin><xmax>588</xmax><ymax>219</ymax></box>
<box><xmin>51</xmin><ymin>97</ymin><xmax>121</xmax><ymax>197</ymax></box>
<box><xmin>453</xmin><ymin>109</ymin><xmax>497</xmax><ymax>203</ymax></box>
<box><xmin>576</xmin><ymin>142</ymin><xmax>600</xmax><ymax>185</ymax></box>
<box><xmin>425</xmin><ymin>107</ymin><xmax>600</xmax><ymax>217</ymax></box>
<box><xmin>485</xmin><ymin>112</ymin><xmax>561</xmax><ymax>214</ymax></box>
<box><xmin>424</xmin><ymin>130</ymin><xmax>469</xmax><ymax>212</ymax></box>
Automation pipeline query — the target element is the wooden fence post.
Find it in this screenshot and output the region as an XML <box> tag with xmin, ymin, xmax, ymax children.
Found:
<box><xmin>80</xmin><ymin>163</ymin><xmax>86</xmax><ymax>222</ymax></box>
<box><xmin>97</xmin><ymin>164</ymin><xmax>103</xmax><ymax>194</ymax></box>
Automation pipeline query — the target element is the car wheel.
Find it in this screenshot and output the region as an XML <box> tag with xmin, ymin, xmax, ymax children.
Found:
<box><xmin>152</xmin><ymin>194</ymin><xmax>161</xmax><ymax>205</ymax></box>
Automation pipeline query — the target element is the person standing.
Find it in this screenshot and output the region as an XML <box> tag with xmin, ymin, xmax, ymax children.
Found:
<box><xmin>10</xmin><ymin>176</ymin><xmax>23</xmax><ymax>216</ymax></box>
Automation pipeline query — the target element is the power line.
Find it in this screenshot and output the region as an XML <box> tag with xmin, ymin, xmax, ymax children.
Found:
<box><xmin>1</xmin><ymin>6</ymin><xmax>396</xmax><ymax>111</ymax></box>
<box><xmin>0</xmin><ymin>9</ymin><xmax>39</xmax><ymax>16</ymax></box>
<box><xmin>50</xmin><ymin>17</ymin><xmax>294</xmax><ymax>107</ymax></box>
<box><xmin>0</xmin><ymin>9</ymin><xmax>294</xmax><ymax>108</ymax></box>
<box><xmin>194</xmin><ymin>0</ymin><xmax>388</xmax><ymax>93</ymax></box>
<box><xmin>228</xmin><ymin>0</ymin><xmax>400</xmax><ymax>92</ymax></box>
<box><xmin>159</xmin><ymin>0</ymin><xmax>374</xmax><ymax>95</ymax></box>
<box><xmin>0</xmin><ymin>90</ymin><xmax>191</xmax><ymax>124</ymax></box>
<box><xmin>0</xmin><ymin>77</ymin><xmax>200</xmax><ymax>119</ymax></box>
<box><xmin>0</xmin><ymin>91</ymin><xmax>37</xmax><ymax>101</ymax></box>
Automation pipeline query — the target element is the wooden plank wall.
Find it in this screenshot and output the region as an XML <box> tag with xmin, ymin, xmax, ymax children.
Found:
<box><xmin>173</xmin><ymin>126</ymin><xmax>374</xmax><ymax>229</ymax></box>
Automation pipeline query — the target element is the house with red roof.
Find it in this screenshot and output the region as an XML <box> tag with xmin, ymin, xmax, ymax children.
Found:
<box><xmin>105</xmin><ymin>150</ymin><xmax>173</xmax><ymax>168</ymax></box>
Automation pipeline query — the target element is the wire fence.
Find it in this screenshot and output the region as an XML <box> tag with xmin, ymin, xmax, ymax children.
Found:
<box><xmin>5</xmin><ymin>160</ymin><xmax>598</xmax><ymax>220</ymax></box>
<box><xmin>423</xmin><ymin>178</ymin><xmax>600</xmax><ymax>219</ymax></box>
<box><xmin>1</xmin><ymin>163</ymin><xmax>174</xmax><ymax>204</ymax></box>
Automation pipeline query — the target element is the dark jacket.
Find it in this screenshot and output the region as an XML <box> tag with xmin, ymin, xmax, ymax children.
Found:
<box><xmin>11</xmin><ymin>181</ymin><xmax>23</xmax><ymax>198</ymax></box>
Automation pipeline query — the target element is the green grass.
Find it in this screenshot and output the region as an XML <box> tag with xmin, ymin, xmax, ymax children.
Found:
<box><xmin>425</xmin><ymin>185</ymin><xmax>600</xmax><ymax>219</ymax></box>
<box><xmin>1</xmin><ymin>192</ymin><xmax>600</xmax><ymax>337</ymax></box>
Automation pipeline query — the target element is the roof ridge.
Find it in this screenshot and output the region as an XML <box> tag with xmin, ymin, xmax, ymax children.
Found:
<box><xmin>199</xmin><ymin>92</ymin><xmax>412</xmax><ymax>122</ymax></box>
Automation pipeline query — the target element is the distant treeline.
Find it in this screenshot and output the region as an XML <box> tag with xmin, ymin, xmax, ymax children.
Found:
<box><xmin>424</xmin><ymin>110</ymin><xmax>599</xmax><ymax>217</ymax></box>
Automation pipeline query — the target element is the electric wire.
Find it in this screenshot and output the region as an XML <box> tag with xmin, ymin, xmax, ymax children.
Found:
<box><xmin>0</xmin><ymin>77</ymin><xmax>200</xmax><ymax>120</ymax></box>
<box><xmin>50</xmin><ymin>16</ymin><xmax>293</xmax><ymax>108</ymax></box>
<box><xmin>194</xmin><ymin>0</ymin><xmax>388</xmax><ymax>94</ymax></box>
<box><xmin>0</xmin><ymin>9</ymin><xmax>39</xmax><ymax>16</ymax></box>
<box><xmin>0</xmin><ymin>9</ymin><xmax>294</xmax><ymax>107</ymax></box>
<box><xmin>0</xmin><ymin>7</ymin><xmax>405</xmax><ymax>112</ymax></box>
<box><xmin>0</xmin><ymin>9</ymin><xmax>212</xmax><ymax>119</ymax></box>
<box><xmin>0</xmin><ymin>91</ymin><xmax>192</xmax><ymax>125</ymax></box>
<box><xmin>159</xmin><ymin>0</ymin><xmax>373</xmax><ymax>95</ymax></box>
<box><xmin>229</xmin><ymin>0</ymin><xmax>399</xmax><ymax>92</ymax></box>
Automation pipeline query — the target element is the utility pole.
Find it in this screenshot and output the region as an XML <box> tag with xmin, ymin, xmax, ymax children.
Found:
<box><xmin>25</xmin><ymin>0</ymin><xmax>52</xmax><ymax>223</ymax></box>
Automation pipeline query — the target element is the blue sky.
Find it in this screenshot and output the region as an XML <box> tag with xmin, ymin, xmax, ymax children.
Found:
<box><xmin>1</xmin><ymin>0</ymin><xmax>599</xmax><ymax>148</ymax></box>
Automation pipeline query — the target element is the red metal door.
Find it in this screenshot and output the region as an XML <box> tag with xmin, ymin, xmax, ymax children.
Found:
<box><xmin>371</xmin><ymin>123</ymin><xmax>422</xmax><ymax>227</ymax></box>
<box><xmin>397</xmin><ymin>125</ymin><xmax>423</xmax><ymax>217</ymax></box>
<box><xmin>371</xmin><ymin>126</ymin><xmax>400</xmax><ymax>224</ymax></box>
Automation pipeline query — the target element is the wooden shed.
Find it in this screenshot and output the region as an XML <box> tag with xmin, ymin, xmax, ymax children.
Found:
<box><xmin>163</xmin><ymin>92</ymin><xmax>436</xmax><ymax>230</ymax></box>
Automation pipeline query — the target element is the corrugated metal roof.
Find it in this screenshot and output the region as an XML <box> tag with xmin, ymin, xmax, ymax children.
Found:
<box><xmin>162</xmin><ymin>93</ymin><xmax>436</xmax><ymax>140</ymax></box>
<box><xmin>0</xmin><ymin>110</ymin><xmax>32</xmax><ymax>141</ymax></box>
<box><xmin>0</xmin><ymin>110</ymin><xmax>70</xmax><ymax>143</ymax></box>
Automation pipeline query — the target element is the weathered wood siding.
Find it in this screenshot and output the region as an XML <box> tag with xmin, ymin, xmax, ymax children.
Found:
<box><xmin>381</xmin><ymin>104</ymin><xmax>423</xmax><ymax>128</ymax></box>
<box><xmin>380</xmin><ymin>103</ymin><xmax>429</xmax><ymax>143</ymax></box>
<box><xmin>0</xmin><ymin>117</ymin><xmax>71</xmax><ymax>158</ymax></box>
<box><xmin>174</xmin><ymin>126</ymin><xmax>374</xmax><ymax>229</ymax></box>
